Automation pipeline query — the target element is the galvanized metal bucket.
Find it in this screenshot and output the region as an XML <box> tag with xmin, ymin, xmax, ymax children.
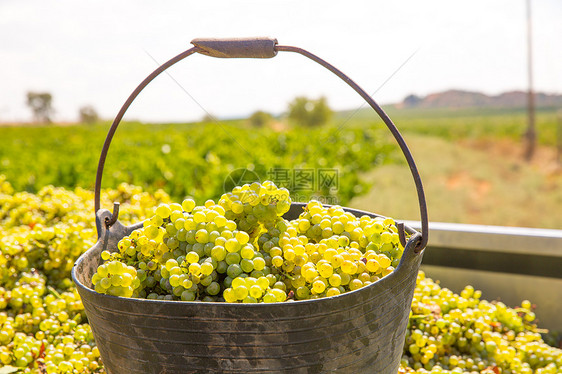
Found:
<box><xmin>72</xmin><ymin>38</ymin><xmax>429</xmax><ymax>374</ymax></box>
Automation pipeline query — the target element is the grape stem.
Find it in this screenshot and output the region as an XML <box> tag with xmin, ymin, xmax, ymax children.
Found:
<box><xmin>410</xmin><ymin>314</ymin><xmax>430</xmax><ymax>320</ymax></box>
<box><xmin>47</xmin><ymin>286</ymin><xmax>61</xmax><ymax>298</ymax></box>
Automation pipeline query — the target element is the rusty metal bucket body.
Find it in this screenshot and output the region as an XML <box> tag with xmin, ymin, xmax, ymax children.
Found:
<box><xmin>73</xmin><ymin>204</ymin><xmax>422</xmax><ymax>374</ymax></box>
<box><xmin>72</xmin><ymin>37</ymin><xmax>429</xmax><ymax>374</ymax></box>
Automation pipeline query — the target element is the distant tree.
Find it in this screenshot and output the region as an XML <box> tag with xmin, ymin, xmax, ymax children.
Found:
<box><xmin>288</xmin><ymin>96</ymin><xmax>332</xmax><ymax>127</ymax></box>
<box><xmin>403</xmin><ymin>94</ymin><xmax>422</xmax><ymax>108</ymax></box>
<box><xmin>202</xmin><ymin>113</ymin><xmax>215</xmax><ymax>123</ymax></box>
<box><xmin>79</xmin><ymin>105</ymin><xmax>99</xmax><ymax>124</ymax></box>
<box><xmin>248</xmin><ymin>110</ymin><xmax>273</xmax><ymax>127</ymax></box>
<box><xmin>26</xmin><ymin>92</ymin><xmax>54</xmax><ymax>123</ymax></box>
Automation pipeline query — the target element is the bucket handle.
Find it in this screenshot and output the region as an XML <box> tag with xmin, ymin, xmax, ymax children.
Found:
<box><xmin>94</xmin><ymin>37</ymin><xmax>428</xmax><ymax>253</ymax></box>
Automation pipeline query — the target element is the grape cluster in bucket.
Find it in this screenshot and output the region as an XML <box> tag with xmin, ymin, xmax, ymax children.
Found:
<box><xmin>92</xmin><ymin>181</ymin><xmax>405</xmax><ymax>303</ymax></box>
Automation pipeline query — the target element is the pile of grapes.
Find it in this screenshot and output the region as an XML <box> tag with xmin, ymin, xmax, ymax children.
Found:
<box><xmin>0</xmin><ymin>175</ymin><xmax>170</xmax><ymax>373</ymax></box>
<box><xmin>93</xmin><ymin>181</ymin><xmax>403</xmax><ymax>303</ymax></box>
<box><xmin>0</xmin><ymin>174</ymin><xmax>560</xmax><ymax>373</ymax></box>
<box><xmin>400</xmin><ymin>272</ymin><xmax>562</xmax><ymax>374</ymax></box>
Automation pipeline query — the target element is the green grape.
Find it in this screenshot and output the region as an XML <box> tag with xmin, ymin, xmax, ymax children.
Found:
<box><xmin>200</xmin><ymin>262</ymin><xmax>214</xmax><ymax>276</ymax></box>
<box><xmin>155</xmin><ymin>204</ymin><xmax>171</xmax><ymax>219</ymax></box>
<box><xmin>227</xmin><ymin>264</ymin><xmax>243</xmax><ymax>278</ymax></box>
<box><xmin>252</xmin><ymin>257</ymin><xmax>266</xmax><ymax>271</ymax></box>
<box><xmin>225</xmin><ymin>252</ymin><xmax>241</xmax><ymax>265</ymax></box>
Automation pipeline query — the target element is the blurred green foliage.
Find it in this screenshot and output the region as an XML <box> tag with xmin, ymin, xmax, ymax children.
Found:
<box><xmin>0</xmin><ymin>120</ymin><xmax>396</xmax><ymax>206</ymax></box>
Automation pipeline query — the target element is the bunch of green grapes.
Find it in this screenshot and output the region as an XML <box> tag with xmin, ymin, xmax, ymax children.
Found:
<box><xmin>253</xmin><ymin>200</ymin><xmax>400</xmax><ymax>301</ymax></box>
<box><xmin>92</xmin><ymin>181</ymin><xmax>292</xmax><ymax>303</ymax></box>
<box><xmin>0</xmin><ymin>272</ymin><xmax>102</xmax><ymax>372</ymax></box>
<box><xmin>218</xmin><ymin>181</ymin><xmax>291</xmax><ymax>239</ymax></box>
<box><xmin>92</xmin><ymin>260</ymin><xmax>140</xmax><ymax>298</ymax></box>
<box><xmin>0</xmin><ymin>182</ymin><xmax>169</xmax><ymax>290</ymax></box>
<box><xmin>400</xmin><ymin>271</ymin><xmax>562</xmax><ymax>374</ymax></box>
<box><xmin>92</xmin><ymin>182</ymin><xmax>405</xmax><ymax>304</ymax></box>
<box><xmin>0</xmin><ymin>178</ymin><xmax>169</xmax><ymax>373</ymax></box>
<box><xmin>0</xmin><ymin>174</ymin><xmax>14</xmax><ymax>194</ymax></box>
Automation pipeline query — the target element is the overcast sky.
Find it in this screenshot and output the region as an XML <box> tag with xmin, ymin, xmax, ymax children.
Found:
<box><xmin>1</xmin><ymin>0</ymin><xmax>560</xmax><ymax>123</ymax></box>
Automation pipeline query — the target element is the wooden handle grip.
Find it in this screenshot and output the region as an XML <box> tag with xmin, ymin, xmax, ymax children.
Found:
<box><xmin>191</xmin><ymin>37</ymin><xmax>278</xmax><ymax>58</ymax></box>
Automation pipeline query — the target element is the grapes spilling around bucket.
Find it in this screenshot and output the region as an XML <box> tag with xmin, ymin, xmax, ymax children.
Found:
<box><xmin>1</xmin><ymin>179</ymin><xmax>561</xmax><ymax>373</ymax></box>
<box><xmin>92</xmin><ymin>181</ymin><xmax>405</xmax><ymax>302</ymax></box>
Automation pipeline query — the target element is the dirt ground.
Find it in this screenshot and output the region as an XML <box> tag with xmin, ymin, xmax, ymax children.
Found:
<box><xmin>349</xmin><ymin>135</ymin><xmax>562</xmax><ymax>229</ymax></box>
